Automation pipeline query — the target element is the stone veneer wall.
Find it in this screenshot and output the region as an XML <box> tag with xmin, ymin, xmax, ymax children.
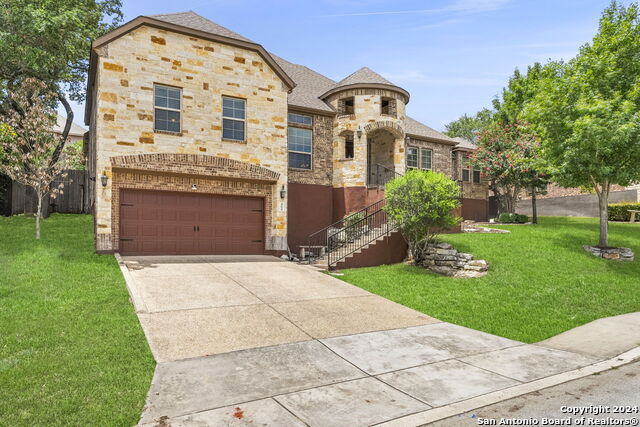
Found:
<box><xmin>287</xmin><ymin>112</ymin><xmax>334</xmax><ymax>186</ymax></box>
<box><xmin>325</xmin><ymin>88</ymin><xmax>407</xmax><ymax>188</ymax></box>
<box><xmin>453</xmin><ymin>150</ymin><xmax>489</xmax><ymax>200</ymax></box>
<box><xmin>91</xmin><ymin>25</ymin><xmax>290</xmax><ymax>251</ymax></box>
<box><xmin>407</xmin><ymin>137</ymin><xmax>453</xmax><ymax>177</ymax></box>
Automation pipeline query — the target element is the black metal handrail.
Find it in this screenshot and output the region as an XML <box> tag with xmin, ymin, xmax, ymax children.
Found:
<box><xmin>326</xmin><ymin>199</ymin><xmax>400</xmax><ymax>269</ymax></box>
<box><xmin>303</xmin><ymin>198</ymin><xmax>386</xmax><ymax>261</ymax></box>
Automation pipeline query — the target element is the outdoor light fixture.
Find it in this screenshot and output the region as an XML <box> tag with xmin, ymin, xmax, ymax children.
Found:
<box><xmin>100</xmin><ymin>172</ymin><xmax>108</xmax><ymax>188</ymax></box>
<box><xmin>280</xmin><ymin>185</ymin><xmax>287</xmax><ymax>199</ymax></box>
<box><xmin>405</xmin><ymin>135</ymin><xmax>411</xmax><ymax>144</ymax></box>
<box><xmin>356</xmin><ymin>125</ymin><xmax>363</xmax><ymax>139</ymax></box>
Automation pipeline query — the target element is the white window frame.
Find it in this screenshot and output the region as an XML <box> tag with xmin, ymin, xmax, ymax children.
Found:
<box><xmin>287</xmin><ymin>126</ymin><xmax>313</xmax><ymax>170</ymax></box>
<box><xmin>154</xmin><ymin>84</ymin><xmax>182</xmax><ymax>133</ymax></box>
<box><xmin>288</xmin><ymin>112</ymin><xmax>312</xmax><ymax>126</ymax></box>
<box><xmin>222</xmin><ymin>96</ymin><xmax>246</xmax><ymax>142</ymax></box>
<box><xmin>406</xmin><ymin>147</ymin><xmax>432</xmax><ymax>171</ymax></box>
<box><xmin>473</xmin><ymin>167</ymin><xmax>482</xmax><ymax>184</ymax></box>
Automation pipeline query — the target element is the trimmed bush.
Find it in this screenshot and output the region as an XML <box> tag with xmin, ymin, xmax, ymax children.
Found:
<box><xmin>608</xmin><ymin>202</ymin><xmax>640</xmax><ymax>221</ymax></box>
<box><xmin>498</xmin><ymin>213</ymin><xmax>529</xmax><ymax>223</ymax></box>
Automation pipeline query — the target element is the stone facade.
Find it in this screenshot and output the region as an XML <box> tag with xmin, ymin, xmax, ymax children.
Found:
<box><xmin>91</xmin><ymin>25</ymin><xmax>289</xmax><ymax>251</ymax></box>
<box><xmin>287</xmin><ymin>112</ymin><xmax>333</xmax><ymax>186</ymax></box>
<box><xmin>453</xmin><ymin>150</ymin><xmax>489</xmax><ymax>200</ymax></box>
<box><xmin>407</xmin><ymin>137</ymin><xmax>453</xmax><ymax>177</ymax></box>
<box><xmin>326</xmin><ymin>89</ymin><xmax>407</xmax><ymax>188</ymax></box>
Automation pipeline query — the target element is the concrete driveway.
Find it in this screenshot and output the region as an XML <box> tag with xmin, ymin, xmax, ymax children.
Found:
<box><xmin>121</xmin><ymin>255</ymin><xmax>437</xmax><ymax>362</ymax></box>
<box><xmin>119</xmin><ymin>256</ymin><xmax>609</xmax><ymax>427</ymax></box>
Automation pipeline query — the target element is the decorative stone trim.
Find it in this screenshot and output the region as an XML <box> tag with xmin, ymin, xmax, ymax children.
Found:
<box><xmin>110</xmin><ymin>153</ymin><xmax>280</xmax><ymax>183</ymax></box>
<box><xmin>583</xmin><ymin>246</ymin><xmax>634</xmax><ymax>261</ymax></box>
<box><xmin>364</xmin><ymin>120</ymin><xmax>404</xmax><ymax>139</ymax></box>
<box><xmin>422</xmin><ymin>242</ymin><xmax>489</xmax><ymax>278</ymax></box>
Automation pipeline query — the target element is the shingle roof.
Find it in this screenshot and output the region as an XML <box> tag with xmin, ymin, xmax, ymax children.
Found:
<box><xmin>452</xmin><ymin>136</ymin><xmax>477</xmax><ymax>151</ymax></box>
<box><xmin>336</xmin><ymin>67</ymin><xmax>396</xmax><ymax>86</ymax></box>
<box><xmin>55</xmin><ymin>114</ymin><xmax>87</xmax><ymax>137</ymax></box>
<box><xmin>271</xmin><ymin>54</ymin><xmax>336</xmax><ymax>113</ymax></box>
<box><xmin>405</xmin><ymin>116</ymin><xmax>458</xmax><ymax>145</ymax></box>
<box><xmin>149</xmin><ymin>11</ymin><xmax>254</xmax><ymax>43</ymax></box>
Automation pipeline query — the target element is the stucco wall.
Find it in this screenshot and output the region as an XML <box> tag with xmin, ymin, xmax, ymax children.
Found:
<box><xmin>92</xmin><ymin>25</ymin><xmax>289</xmax><ymax>251</ymax></box>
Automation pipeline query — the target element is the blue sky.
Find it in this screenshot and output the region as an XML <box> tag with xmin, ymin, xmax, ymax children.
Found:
<box><xmin>67</xmin><ymin>0</ymin><xmax>616</xmax><ymax>131</ymax></box>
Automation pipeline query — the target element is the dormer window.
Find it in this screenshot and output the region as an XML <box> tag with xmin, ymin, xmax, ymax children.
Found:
<box><xmin>339</xmin><ymin>97</ymin><xmax>355</xmax><ymax>115</ymax></box>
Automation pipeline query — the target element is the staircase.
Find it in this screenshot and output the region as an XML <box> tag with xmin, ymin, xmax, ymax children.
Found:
<box><xmin>301</xmin><ymin>164</ymin><xmax>405</xmax><ymax>271</ymax></box>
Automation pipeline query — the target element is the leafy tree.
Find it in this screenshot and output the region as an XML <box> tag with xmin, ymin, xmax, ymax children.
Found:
<box><xmin>0</xmin><ymin>78</ymin><xmax>69</xmax><ymax>239</ymax></box>
<box><xmin>0</xmin><ymin>0</ymin><xmax>123</xmax><ymax>160</ymax></box>
<box><xmin>526</xmin><ymin>1</ymin><xmax>640</xmax><ymax>247</ymax></box>
<box><xmin>444</xmin><ymin>108</ymin><xmax>495</xmax><ymax>142</ymax></box>
<box><xmin>493</xmin><ymin>63</ymin><xmax>546</xmax><ymax>124</ymax></box>
<box><xmin>384</xmin><ymin>170</ymin><xmax>461</xmax><ymax>264</ymax></box>
<box><xmin>472</xmin><ymin>122</ymin><xmax>547</xmax><ymax>216</ymax></box>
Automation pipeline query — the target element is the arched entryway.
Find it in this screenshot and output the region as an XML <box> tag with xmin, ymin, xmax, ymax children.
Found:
<box><xmin>364</xmin><ymin>122</ymin><xmax>404</xmax><ymax>187</ymax></box>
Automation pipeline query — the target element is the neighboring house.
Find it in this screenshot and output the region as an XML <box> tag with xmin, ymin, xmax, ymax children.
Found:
<box><xmin>84</xmin><ymin>11</ymin><xmax>478</xmax><ymax>257</ymax></box>
<box><xmin>451</xmin><ymin>137</ymin><xmax>490</xmax><ymax>221</ymax></box>
<box><xmin>54</xmin><ymin>113</ymin><xmax>87</xmax><ymax>143</ymax></box>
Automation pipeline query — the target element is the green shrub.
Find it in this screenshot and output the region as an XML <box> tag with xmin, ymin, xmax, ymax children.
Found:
<box><xmin>608</xmin><ymin>202</ymin><xmax>640</xmax><ymax>221</ymax></box>
<box><xmin>384</xmin><ymin>169</ymin><xmax>461</xmax><ymax>263</ymax></box>
<box><xmin>498</xmin><ymin>213</ymin><xmax>529</xmax><ymax>223</ymax></box>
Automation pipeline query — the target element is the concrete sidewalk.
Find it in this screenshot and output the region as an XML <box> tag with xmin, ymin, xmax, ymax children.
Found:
<box><xmin>118</xmin><ymin>255</ymin><xmax>639</xmax><ymax>426</ymax></box>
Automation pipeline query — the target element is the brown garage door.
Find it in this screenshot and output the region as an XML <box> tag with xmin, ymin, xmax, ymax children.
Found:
<box><xmin>119</xmin><ymin>190</ymin><xmax>264</xmax><ymax>255</ymax></box>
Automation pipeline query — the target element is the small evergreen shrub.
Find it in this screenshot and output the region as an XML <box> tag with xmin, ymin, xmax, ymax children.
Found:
<box><xmin>608</xmin><ymin>202</ymin><xmax>640</xmax><ymax>221</ymax></box>
<box><xmin>497</xmin><ymin>213</ymin><xmax>529</xmax><ymax>223</ymax></box>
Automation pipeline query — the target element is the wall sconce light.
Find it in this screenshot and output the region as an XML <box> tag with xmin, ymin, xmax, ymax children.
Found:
<box><xmin>405</xmin><ymin>135</ymin><xmax>410</xmax><ymax>144</ymax></box>
<box><xmin>191</xmin><ymin>184</ymin><xmax>198</xmax><ymax>190</ymax></box>
<box><xmin>100</xmin><ymin>171</ymin><xmax>108</xmax><ymax>188</ymax></box>
<box><xmin>356</xmin><ymin>125</ymin><xmax>363</xmax><ymax>139</ymax></box>
<box><xmin>280</xmin><ymin>185</ymin><xmax>287</xmax><ymax>199</ymax></box>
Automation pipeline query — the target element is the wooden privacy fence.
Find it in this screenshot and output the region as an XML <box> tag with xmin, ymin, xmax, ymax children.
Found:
<box><xmin>0</xmin><ymin>170</ymin><xmax>90</xmax><ymax>217</ymax></box>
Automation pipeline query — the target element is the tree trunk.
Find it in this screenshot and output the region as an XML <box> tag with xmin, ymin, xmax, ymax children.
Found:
<box><xmin>595</xmin><ymin>182</ymin><xmax>610</xmax><ymax>248</ymax></box>
<box><xmin>531</xmin><ymin>187</ymin><xmax>538</xmax><ymax>224</ymax></box>
<box><xmin>36</xmin><ymin>193</ymin><xmax>42</xmax><ymax>240</ymax></box>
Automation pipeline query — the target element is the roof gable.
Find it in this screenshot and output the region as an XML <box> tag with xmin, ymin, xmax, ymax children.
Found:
<box><xmin>149</xmin><ymin>11</ymin><xmax>253</xmax><ymax>43</ymax></box>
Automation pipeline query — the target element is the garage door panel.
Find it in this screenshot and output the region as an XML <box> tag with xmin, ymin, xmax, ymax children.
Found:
<box><xmin>119</xmin><ymin>190</ymin><xmax>264</xmax><ymax>255</ymax></box>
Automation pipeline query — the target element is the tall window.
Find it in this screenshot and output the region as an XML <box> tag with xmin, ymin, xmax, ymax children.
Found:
<box><xmin>222</xmin><ymin>96</ymin><xmax>246</xmax><ymax>141</ymax></box>
<box><xmin>288</xmin><ymin>127</ymin><xmax>312</xmax><ymax>169</ymax></box>
<box><xmin>473</xmin><ymin>167</ymin><xmax>481</xmax><ymax>184</ymax></box>
<box><xmin>154</xmin><ymin>85</ymin><xmax>181</xmax><ymax>133</ymax></box>
<box><xmin>344</xmin><ymin>134</ymin><xmax>354</xmax><ymax>159</ymax></box>
<box><xmin>407</xmin><ymin>147</ymin><xmax>432</xmax><ymax>171</ymax></box>
<box><xmin>462</xmin><ymin>163</ymin><xmax>471</xmax><ymax>182</ymax></box>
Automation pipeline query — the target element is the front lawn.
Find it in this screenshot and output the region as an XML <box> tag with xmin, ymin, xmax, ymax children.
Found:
<box><xmin>0</xmin><ymin>214</ymin><xmax>154</xmax><ymax>426</ymax></box>
<box><xmin>339</xmin><ymin>217</ymin><xmax>640</xmax><ymax>343</ymax></box>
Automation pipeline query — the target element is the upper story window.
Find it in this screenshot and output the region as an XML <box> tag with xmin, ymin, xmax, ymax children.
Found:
<box><xmin>154</xmin><ymin>84</ymin><xmax>181</xmax><ymax>133</ymax></box>
<box><xmin>345</xmin><ymin>133</ymin><xmax>354</xmax><ymax>159</ymax></box>
<box><xmin>381</xmin><ymin>97</ymin><xmax>396</xmax><ymax>116</ymax></box>
<box><xmin>222</xmin><ymin>96</ymin><xmax>246</xmax><ymax>141</ymax></box>
<box><xmin>339</xmin><ymin>97</ymin><xmax>355</xmax><ymax>115</ymax></box>
<box><xmin>462</xmin><ymin>156</ymin><xmax>471</xmax><ymax>182</ymax></box>
<box><xmin>407</xmin><ymin>147</ymin><xmax>432</xmax><ymax>171</ymax></box>
<box><xmin>288</xmin><ymin>113</ymin><xmax>312</xmax><ymax>126</ymax></box>
<box><xmin>288</xmin><ymin>127</ymin><xmax>312</xmax><ymax>169</ymax></box>
<box><xmin>473</xmin><ymin>167</ymin><xmax>481</xmax><ymax>184</ymax></box>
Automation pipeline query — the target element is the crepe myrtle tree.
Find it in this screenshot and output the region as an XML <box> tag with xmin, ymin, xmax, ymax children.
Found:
<box><xmin>0</xmin><ymin>78</ymin><xmax>69</xmax><ymax>239</ymax></box>
<box><xmin>384</xmin><ymin>170</ymin><xmax>461</xmax><ymax>264</ymax></box>
<box><xmin>526</xmin><ymin>1</ymin><xmax>640</xmax><ymax>247</ymax></box>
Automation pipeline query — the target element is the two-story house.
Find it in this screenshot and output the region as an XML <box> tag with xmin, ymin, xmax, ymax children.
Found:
<box><xmin>85</xmin><ymin>11</ymin><xmax>484</xmax><ymax>260</ymax></box>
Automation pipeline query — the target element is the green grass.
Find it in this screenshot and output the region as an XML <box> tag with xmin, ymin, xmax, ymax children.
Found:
<box><xmin>0</xmin><ymin>214</ymin><xmax>154</xmax><ymax>426</ymax></box>
<box><xmin>339</xmin><ymin>217</ymin><xmax>640</xmax><ymax>343</ymax></box>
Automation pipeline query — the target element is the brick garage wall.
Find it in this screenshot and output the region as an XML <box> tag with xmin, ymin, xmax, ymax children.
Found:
<box><xmin>288</xmin><ymin>112</ymin><xmax>334</xmax><ymax>186</ymax></box>
<box><xmin>107</xmin><ymin>169</ymin><xmax>274</xmax><ymax>252</ymax></box>
<box><xmin>92</xmin><ymin>25</ymin><xmax>289</xmax><ymax>252</ymax></box>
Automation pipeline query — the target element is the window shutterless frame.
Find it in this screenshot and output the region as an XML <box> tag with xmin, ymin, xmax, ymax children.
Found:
<box><xmin>406</xmin><ymin>147</ymin><xmax>432</xmax><ymax>171</ymax></box>
<box><xmin>154</xmin><ymin>84</ymin><xmax>182</xmax><ymax>133</ymax></box>
<box><xmin>288</xmin><ymin>126</ymin><xmax>312</xmax><ymax>170</ymax></box>
<box><xmin>222</xmin><ymin>96</ymin><xmax>246</xmax><ymax>142</ymax></box>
